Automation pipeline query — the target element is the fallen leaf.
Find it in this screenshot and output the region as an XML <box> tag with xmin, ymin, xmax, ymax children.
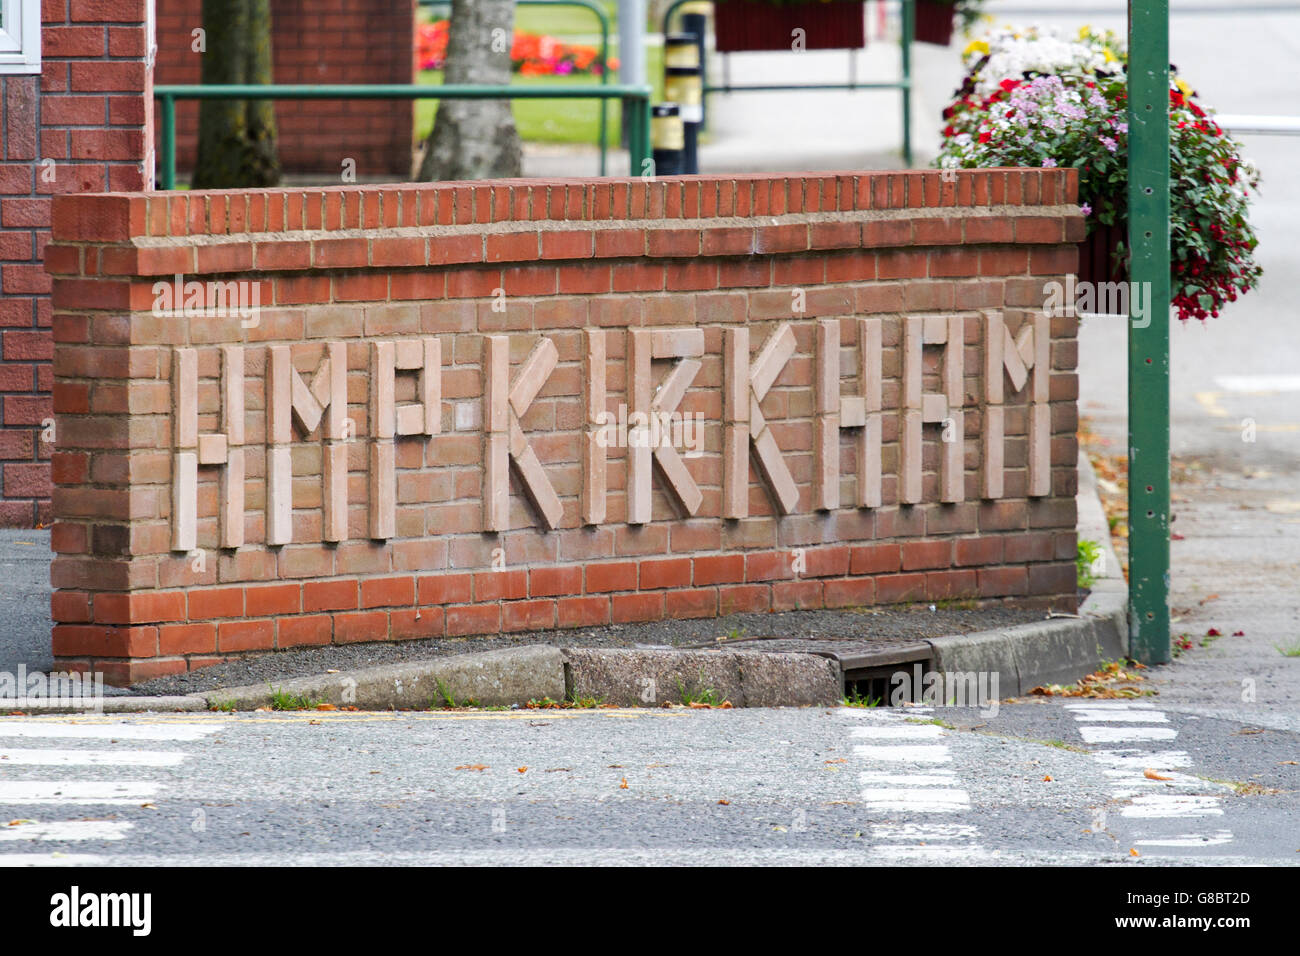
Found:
<box><xmin>1199</xmin><ymin>593</ymin><xmax>1220</xmax><ymax>604</ymax></box>
<box><xmin>140</xmin><ymin>803</ymin><xmax>158</xmax><ymax>810</ymax></box>
<box><xmin>517</xmin><ymin>767</ymin><xmax>527</xmax><ymax>774</ymax></box>
<box><xmin>1144</xmin><ymin>768</ymin><xmax>1173</xmax><ymax>781</ymax></box>
<box><xmin>619</xmin><ymin>777</ymin><xmax>629</xmax><ymax>790</ymax></box>
<box><xmin>1042</xmin><ymin>775</ymin><xmax>1053</xmax><ymax>782</ymax></box>
<box><xmin>308</xmin><ymin>719</ymin><xmax>321</xmax><ymax>726</ymax></box>
<box><xmin>825</xmin><ymin>758</ymin><xmax>848</xmax><ymax>764</ymax></box>
<box><xmin>717</xmin><ymin>799</ymin><xmax>730</xmax><ymax>805</ymax></box>
<box><xmin>315</xmin><ymin>703</ymin><xmax>337</xmax><ymax>711</ymax></box>
<box><xmin>6</xmin><ymin>819</ymin><xmax>35</xmax><ymax>827</ymax></box>
<box><xmin>455</xmin><ymin>764</ymin><xmax>489</xmax><ymax>771</ymax></box>
<box><xmin>1130</xmin><ymin>848</ymin><xmax>1140</xmax><ymax>857</ymax></box>
<box><xmin>688</xmin><ymin>701</ymin><xmax>710</xmax><ymax>709</ymax></box>
<box><xmin>1279</xmin><ymin>761</ymin><xmax>1298</xmax><ymax>766</ymax></box>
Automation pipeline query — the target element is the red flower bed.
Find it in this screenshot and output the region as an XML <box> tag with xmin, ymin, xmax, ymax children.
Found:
<box><xmin>417</xmin><ymin>20</ymin><xmax>617</xmax><ymax>77</ymax></box>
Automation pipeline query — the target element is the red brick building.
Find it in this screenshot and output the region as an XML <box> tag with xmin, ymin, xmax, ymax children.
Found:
<box><xmin>0</xmin><ymin>0</ymin><xmax>414</xmax><ymax>527</ymax></box>
<box><xmin>152</xmin><ymin>0</ymin><xmax>414</xmax><ymax>179</ymax></box>
<box><xmin>0</xmin><ymin>0</ymin><xmax>154</xmax><ymax>527</ymax></box>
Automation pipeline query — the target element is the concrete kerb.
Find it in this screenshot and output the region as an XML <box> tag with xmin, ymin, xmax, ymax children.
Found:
<box><xmin>6</xmin><ymin>453</ymin><xmax>1124</xmax><ymax>714</ymax></box>
<box><xmin>0</xmin><ymin>695</ymin><xmax>208</xmax><ymax>715</ymax></box>
<box><xmin>205</xmin><ymin>646</ymin><xmax>567</xmax><ymax>711</ymax></box>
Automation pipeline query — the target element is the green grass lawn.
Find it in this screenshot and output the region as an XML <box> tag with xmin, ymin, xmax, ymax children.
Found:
<box><xmin>415</xmin><ymin>3</ymin><xmax>662</xmax><ymax>148</ymax></box>
<box><xmin>421</xmin><ymin>1</ymin><xmax>618</xmax><ymax>38</ymax></box>
<box><xmin>415</xmin><ymin>46</ymin><xmax>663</xmax><ymax>148</ymax></box>
<box><xmin>513</xmin><ymin>2</ymin><xmax>618</xmax><ymax>38</ymax></box>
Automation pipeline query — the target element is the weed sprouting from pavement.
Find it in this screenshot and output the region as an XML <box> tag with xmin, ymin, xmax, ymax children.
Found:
<box><xmin>842</xmin><ymin>688</ymin><xmax>882</xmax><ymax>708</ymax></box>
<box><xmin>268</xmin><ymin>686</ymin><xmax>320</xmax><ymax>711</ymax></box>
<box><xmin>677</xmin><ymin>673</ymin><xmax>725</xmax><ymax>706</ymax></box>
<box><xmin>1077</xmin><ymin>539</ymin><xmax>1102</xmax><ymax>588</ymax></box>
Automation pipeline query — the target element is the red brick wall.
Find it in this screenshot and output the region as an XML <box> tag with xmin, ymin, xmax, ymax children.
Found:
<box><xmin>153</xmin><ymin>0</ymin><xmax>414</xmax><ymax>178</ymax></box>
<box><xmin>47</xmin><ymin>170</ymin><xmax>1084</xmax><ymax>685</ymax></box>
<box><xmin>0</xmin><ymin>0</ymin><xmax>152</xmax><ymax>527</ymax></box>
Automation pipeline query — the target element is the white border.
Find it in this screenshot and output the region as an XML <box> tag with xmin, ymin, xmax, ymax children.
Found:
<box><xmin>0</xmin><ymin>0</ymin><xmax>42</xmax><ymax>75</ymax></box>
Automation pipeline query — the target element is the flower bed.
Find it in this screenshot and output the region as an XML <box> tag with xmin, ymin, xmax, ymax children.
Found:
<box><xmin>936</xmin><ymin>26</ymin><xmax>1261</xmax><ymax>321</ymax></box>
<box><xmin>417</xmin><ymin>19</ymin><xmax>616</xmax><ymax>76</ymax></box>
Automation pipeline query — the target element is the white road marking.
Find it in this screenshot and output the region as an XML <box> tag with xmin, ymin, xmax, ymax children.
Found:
<box><xmin>1093</xmin><ymin>749</ymin><xmax>1193</xmax><ymax>770</ymax></box>
<box><xmin>848</xmin><ymin>711</ymin><xmax>982</xmax><ymax>864</ymax></box>
<box><xmin>852</xmin><ymin>745</ymin><xmax>952</xmax><ymax>763</ymax></box>
<box><xmin>840</xmin><ymin>707</ymin><xmax>932</xmax><ymax>718</ymax></box>
<box><xmin>850</xmin><ymin>724</ymin><xmax>946</xmax><ymax>739</ymax></box>
<box><xmin>0</xmin><ymin>854</ymin><xmax>108</xmax><ymax>866</ymax></box>
<box><xmin>1063</xmin><ymin>710</ymin><xmax>1170</xmax><ymax>723</ymax></box>
<box><xmin>0</xmin><ymin>821</ymin><xmax>133</xmax><ymax>842</ymax></box>
<box><xmin>1077</xmin><ymin>726</ymin><xmax>1178</xmax><ymax>743</ymax></box>
<box><xmin>871</xmin><ymin>823</ymin><xmax>981</xmax><ymax>841</ymax></box>
<box><xmin>861</xmin><ymin>788</ymin><xmax>971</xmax><ymax>812</ymax></box>
<box><xmin>1067</xmin><ymin>709</ymin><xmax>1232</xmax><ymax>845</ymax></box>
<box><xmin>858</xmin><ymin>772</ymin><xmax>959</xmax><ymax>787</ymax></box>
<box><xmin>0</xmin><ymin>722</ymin><xmax>223</xmax><ymax>742</ymax></box>
<box><xmin>1214</xmin><ymin>374</ymin><xmax>1300</xmax><ymax>392</ymax></box>
<box><xmin>871</xmin><ymin>844</ymin><xmax>990</xmax><ymax>859</ymax></box>
<box><xmin>1063</xmin><ymin>701</ymin><xmax>1157</xmax><ymax>710</ymax></box>
<box><xmin>0</xmin><ymin>781</ymin><xmax>159</xmax><ymax>805</ymax></box>
<box><xmin>0</xmin><ymin>749</ymin><xmax>187</xmax><ymax>767</ymax></box>
<box><xmin>1121</xmin><ymin>795</ymin><xmax>1225</xmax><ymax>818</ymax></box>
<box><xmin>1134</xmin><ymin>830</ymin><xmax>1235</xmax><ymax>848</ymax></box>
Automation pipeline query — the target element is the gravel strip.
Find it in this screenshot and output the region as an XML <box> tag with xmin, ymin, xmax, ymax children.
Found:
<box><xmin>132</xmin><ymin>604</ymin><xmax>1047</xmax><ymax>697</ymax></box>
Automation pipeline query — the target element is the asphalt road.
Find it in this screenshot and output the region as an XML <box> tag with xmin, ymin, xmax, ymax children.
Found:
<box><xmin>0</xmin><ymin>702</ymin><xmax>1294</xmax><ymax>866</ymax></box>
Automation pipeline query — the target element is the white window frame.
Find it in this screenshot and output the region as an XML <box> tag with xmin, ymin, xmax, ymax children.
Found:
<box><xmin>0</xmin><ymin>0</ymin><xmax>41</xmax><ymax>74</ymax></box>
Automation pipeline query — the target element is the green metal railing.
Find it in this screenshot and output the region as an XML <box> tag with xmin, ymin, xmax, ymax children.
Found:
<box><xmin>418</xmin><ymin>0</ymin><xmax>614</xmax><ymax>174</ymax></box>
<box><xmin>662</xmin><ymin>0</ymin><xmax>914</xmax><ymax>165</ymax></box>
<box><xmin>153</xmin><ymin>83</ymin><xmax>652</xmax><ymax>190</ymax></box>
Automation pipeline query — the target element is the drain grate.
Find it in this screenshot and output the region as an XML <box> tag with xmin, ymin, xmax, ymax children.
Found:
<box><xmin>832</xmin><ymin>642</ymin><xmax>934</xmax><ymax>707</ymax></box>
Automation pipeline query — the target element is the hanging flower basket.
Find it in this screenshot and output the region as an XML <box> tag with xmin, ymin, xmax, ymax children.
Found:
<box><xmin>936</xmin><ymin>25</ymin><xmax>1262</xmax><ymax>321</ymax></box>
<box><xmin>713</xmin><ymin>0</ymin><xmax>867</xmax><ymax>53</ymax></box>
<box><xmin>913</xmin><ymin>0</ymin><xmax>956</xmax><ymax>46</ymax></box>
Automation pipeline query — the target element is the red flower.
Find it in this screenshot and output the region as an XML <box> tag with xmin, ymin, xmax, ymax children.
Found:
<box><xmin>978</xmin><ymin>131</ymin><xmax>992</xmax><ymax>144</ymax></box>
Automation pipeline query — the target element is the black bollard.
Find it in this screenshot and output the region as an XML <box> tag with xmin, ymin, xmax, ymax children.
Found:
<box><xmin>664</xmin><ymin>66</ymin><xmax>703</xmax><ymax>174</ymax></box>
<box><xmin>650</xmin><ymin>103</ymin><xmax>684</xmax><ymax>177</ymax></box>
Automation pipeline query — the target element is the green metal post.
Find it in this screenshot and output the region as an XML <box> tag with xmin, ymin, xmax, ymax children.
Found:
<box><xmin>160</xmin><ymin>94</ymin><xmax>176</xmax><ymax>191</ymax></box>
<box><xmin>1126</xmin><ymin>0</ymin><xmax>1172</xmax><ymax>663</ymax></box>
<box><xmin>901</xmin><ymin>0</ymin><xmax>913</xmax><ymax>167</ymax></box>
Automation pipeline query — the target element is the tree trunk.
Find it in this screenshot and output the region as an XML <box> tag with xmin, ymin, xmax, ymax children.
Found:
<box><xmin>192</xmin><ymin>0</ymin><xmax>281</xmax><ymax>189</ymax></box>
<box><xmin>418</xmin><ymin>0</ymin><xmax>522</xmax><ymax>182</ymax></box>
